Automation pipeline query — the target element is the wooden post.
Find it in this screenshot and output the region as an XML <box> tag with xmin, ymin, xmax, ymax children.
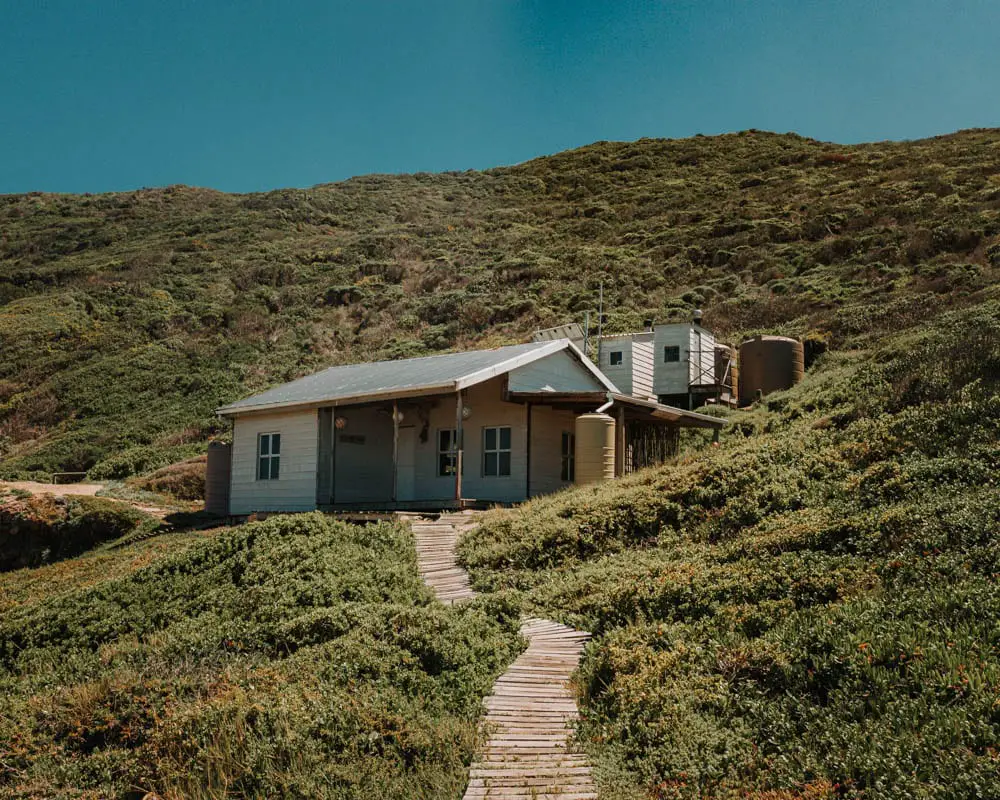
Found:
<box><xmin>391</xmin><ymin>400</ymin><xmax>399</xmax><ymax>504</ymax></box>
<box><xmin>331</xmin><ymin>407</ymin><xmax>337</xmax><ymax>507</ymax></box>
<box><xmin>525</xmin><ymin>402</ymin><xmax>532</xmax><ymax>499</ymax></box>
<box><xmin>615</xmin><ymin>405</ymin><xmax>626</xmax><ymax>478</ymax></box>
<box><xmin>454</xmin><ymin>391</ymin><xmax>464</xmax><ymax>503</ymax></box>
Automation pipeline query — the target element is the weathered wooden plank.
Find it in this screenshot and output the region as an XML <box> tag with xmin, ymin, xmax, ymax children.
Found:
<box><xmin>404</xmin><ymin>513</ymin><xmax>596</xmax><ymax>799</ymax></box>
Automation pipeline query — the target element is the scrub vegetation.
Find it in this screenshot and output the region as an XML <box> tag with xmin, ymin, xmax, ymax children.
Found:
<box><xmin>1</xmin><ymin>129</ymin><xmax>999</xmax><ymax>798</ymax></box>
<box><xmin>460</xmin><ymin>303</ymin><xmax>1000</xmax><ymax>798</ymax></box>
<box><xmin>2</xmin><ymin>129</ymin><xmax>998</xmax><ymax>479</ymax></box>
<box><xmin>0</xmin><ymin>514</ymin><xmax>522</xmax><ymax>798</ymax></box>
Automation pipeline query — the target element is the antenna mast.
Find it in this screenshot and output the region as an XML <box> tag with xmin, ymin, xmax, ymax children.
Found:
<box><xmin>596</xmin><ymin>279</ymin><xmax>604</xmax><ymax>366</ymax></box>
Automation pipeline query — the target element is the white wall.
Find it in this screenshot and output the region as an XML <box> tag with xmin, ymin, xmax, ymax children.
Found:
<box><xmin>653</xmin><ymin>324</ymin><xmax>693</xmax><ymax>396</ymax></box>
<box><xmin>230</xmin><ymin>409</ymin><xmax>319</xmax><ymax>515</ymax></box>
<box><xmin>597</xmin><ymin>337</ymin><xmax>634</xmax><ymax>395</ymax></box>
<box><xmin>509</xmin><ymin>349</ymin><xmax>609</xmax><ymax>393</ymax></box>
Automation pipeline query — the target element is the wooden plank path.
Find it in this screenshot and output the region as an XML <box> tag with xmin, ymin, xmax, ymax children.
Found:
<box><xmin>405</xmin><ymin>513</ymin><xmax>597</xmax><ymax>799</ymax></box>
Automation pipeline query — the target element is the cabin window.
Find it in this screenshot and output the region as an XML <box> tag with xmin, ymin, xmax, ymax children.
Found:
<box><xmin>438</xmin><ymin>429</ymin><xmax>458</xmax><ymax>476</ymax></box>
<box><xmin>483</xmin><ymin>426</ymin><xmax>512</xmax><ymax>477</ymax></box>
<box><xmin>663</xmin><ymin>345</ymin><xmax>680</xmax><ymax>363</ymax></box>
<box><xmin>561</xmin><ymin>432</ymin><xmax>575</xmax><ymax>481</ymax></box>
<box><xmin>257</xmin><ymin>433</ymin><xmax>280</xmax><ymax>480</ymax></box>
<box><xmin>609</xmin><ymin>350</ymin><xmax>623</xmax><ymax>366</ymax></box>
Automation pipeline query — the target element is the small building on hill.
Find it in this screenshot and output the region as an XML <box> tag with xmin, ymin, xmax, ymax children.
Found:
<box><xmin>215</xmin><ymin>339</ymin><xmax>724</xmax><ymax>514</ymax></box>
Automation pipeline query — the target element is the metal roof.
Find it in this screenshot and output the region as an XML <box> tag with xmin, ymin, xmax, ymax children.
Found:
<box><xmin>218</xmin><ymin>339</ymin><xmax>616</xmax><ymax>416</ymax></box>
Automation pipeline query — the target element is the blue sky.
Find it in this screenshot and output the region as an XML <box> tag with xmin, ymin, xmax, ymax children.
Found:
<box><xmin>2</xmin><ymin>0</ymin><xmax>998</xmax><ymax>193</ymax></box>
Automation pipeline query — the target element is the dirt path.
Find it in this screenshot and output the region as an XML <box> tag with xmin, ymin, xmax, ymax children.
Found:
<box><xmin>0</xmin><ymin>480</ymin><xmax>104</xmax><ymax>497</ymax></box>
<box><xmin>0</xmin><ymin>480</ymin><xmax>173</xmax><ymax>519</ymax></box>
<box><xmin>407</xmin><ymin>512</ymin><xmax>597</xmax><ymax>799</ymax></box>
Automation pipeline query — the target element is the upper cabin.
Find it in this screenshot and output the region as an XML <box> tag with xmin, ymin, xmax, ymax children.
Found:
<box><xmin>596</xmin><ymin>314</ymin><xmax>735</xmax><ymax>410</ymax></box>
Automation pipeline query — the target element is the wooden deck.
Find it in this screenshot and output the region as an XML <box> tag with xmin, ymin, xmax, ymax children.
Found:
<box><xmin>406</xmin><ymin>513</ymin><xmax>597</xmax><ymax>799</ymax></box>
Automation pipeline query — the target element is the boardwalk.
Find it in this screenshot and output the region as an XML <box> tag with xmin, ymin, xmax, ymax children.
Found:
<box><xmin>406</xmin><ymin>513</ymin><xmax>597</xmax><ymax>799</ymax></box>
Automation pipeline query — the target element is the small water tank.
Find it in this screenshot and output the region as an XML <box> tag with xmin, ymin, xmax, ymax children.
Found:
<box><xmin>204</xmin><ymin>442</ymin><xmax>232</xmax><ymax>515</ymax></box>
<box><xmin>575</xmin><ymin>413</ymin><xmax>616</xmax><ymax>486</ymax></box>
<box><xmin>738</xmin><ymin>335</ymin><xmax>804</xmax><ymax>406</ymax></box>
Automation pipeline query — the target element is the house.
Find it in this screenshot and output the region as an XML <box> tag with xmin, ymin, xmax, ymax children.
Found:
<box><xmin>214</xmin><ymin>339</ymin><xmax>725</xmax><ymax>514</ymax></box>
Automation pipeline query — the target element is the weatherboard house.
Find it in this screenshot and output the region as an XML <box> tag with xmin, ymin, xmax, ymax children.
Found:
<box><xmin>215</xmin><ymin>340</ymin><xmax>724</xmax><ymax>515</ymax></box>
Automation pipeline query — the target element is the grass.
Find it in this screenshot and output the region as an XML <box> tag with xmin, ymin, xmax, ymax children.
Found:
<box><xmin>1</xmin><ymin>129</ymin><xmax>998</xmax><ymax>478</ymax></box>
<box><xmin>0</xmin><ymin>514</ymin><xmax>522</xmax><ymax>799</ymax></box>
<box><xmin>459</xmin><ymin>303</ymin><xmax>1000</xmax><ymax>799</ymax></box>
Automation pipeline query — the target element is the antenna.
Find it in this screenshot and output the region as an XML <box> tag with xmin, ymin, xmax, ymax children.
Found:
<box><xmin>596</xmin><ymin>279</ymin><xmax>604</xmax><ymax>366</ymax></box>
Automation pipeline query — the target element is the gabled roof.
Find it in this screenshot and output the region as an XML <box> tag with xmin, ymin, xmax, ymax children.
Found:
<box><xmin>217</xmin><ymin>339</ymin><xmax>618</xmax><ymax>416</ymax></box>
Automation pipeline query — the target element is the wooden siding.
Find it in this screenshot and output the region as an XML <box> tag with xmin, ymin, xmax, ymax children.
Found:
<box><xmin>508</xmin><ymin>349</ymin><xmax>608</xmax><ymax>393</ymax></box>
<box><xmin>229</xmin><ymin>409</ymin><xmax>318</xmax><ymax>515</ymax></box>
<box><xmin>631</xmin><ymin>340</ymin><xmax>655</xmax><ymax>399</ymax></box>
<box><xmin>528</xmin><ymin>405</ymin><xmax>577</xmax><ymax>497</ymax></box>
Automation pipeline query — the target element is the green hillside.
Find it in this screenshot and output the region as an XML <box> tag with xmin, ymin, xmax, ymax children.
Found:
<box><xmin>2</xmin><ymin>129</ymin><xmax>1000</xmax><ymax>798</ymax></box>
<box><xmin>460</xmin><ymin>305</ymin><xmax>1000</xmax><ymax>798</ymax></box>
<box><xmin>2</xmin><ymin>129</ymin><xmax>999</xmax><ymax>477</ymax></box>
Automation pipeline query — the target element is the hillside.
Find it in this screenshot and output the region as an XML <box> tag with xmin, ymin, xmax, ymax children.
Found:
<box><xmin>2</xmin><ymin>129</ymin><xmax>999</xmax><ymax>477</ymax></box>
<box><xmin>0</xmin><ymin>514</ymin><xmax>522</xmax><ymax>798</ymax></box>
<box><xmin>460</xmin><ymin>303</ymin><xmax>1000</xmax><ymax>798</ymax></box>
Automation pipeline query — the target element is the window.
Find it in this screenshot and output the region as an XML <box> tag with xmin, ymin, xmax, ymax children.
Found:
<box><xmin>483</xmin><ymin>426</ymin><xmax>511</xmax><ymax>477</ymax></box>
<box><xmin>257</xmin><ymin>433</ymin><xmax>280</xmax><ymax>480</ymax></box>
<box><xmin>663</xmin><ymin>345</ymin><xmax>680</xmax><ymax>363</ymax></box>
<box><xmin>438</xmin><ymin>429</ymin><xmax>457</xmax><ymax>476</ymax></box>
<box><xmin>561</xmin><ymin>432</ymin><xmax>575</xmax><ymax>482</ymax></box>
<box><xmin>609</xmin><ymin>350</ymin><xmax>623</xmax><ymax>366</ymax></box>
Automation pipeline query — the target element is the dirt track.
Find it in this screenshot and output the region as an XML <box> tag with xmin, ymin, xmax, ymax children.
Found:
<box><xmin>0</xmin><ymin>480</ymin><xmax>104</xmax><ymax>497</ymax></box>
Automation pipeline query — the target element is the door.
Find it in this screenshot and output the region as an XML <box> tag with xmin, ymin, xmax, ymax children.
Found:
<box><xmin>396</xmin><ymin>426</ymin><xmax>417</xmax><ymax>501</ymax></box>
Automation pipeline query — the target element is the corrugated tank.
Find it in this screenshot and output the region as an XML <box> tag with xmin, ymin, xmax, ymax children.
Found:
<box><xmin>574</xmin><ymin>413</ymin><xmax>615</xmax><ymax>486</ymax></box>
<box><xmin>738</xmin><ymin>335</ymin><xmax>804</xmax><ymax>406</ymax></box>
<box><xmin>204</xmin><ymin>441</ymin><xmax>232</xmax><ymax>516</ymax></box>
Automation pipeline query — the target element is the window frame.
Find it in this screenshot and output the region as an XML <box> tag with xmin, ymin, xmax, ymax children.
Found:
<box><xmin>482</xmin><ymin>425</ymin><xmax>512</xmax><ymax>477</ymax></box>
<box><xmin>663</xmin><ymin>345</ymin><xmax>681</xmax><ymax>363</ymax></box>
<box><xmin>560</xmin><ymin>431</ymin><xmax>575</xmax><ymax>482</ymax></box>
<box><xmin>437</xmin><ymin>428</ymin><xmax>458</xmax><ymax>477</ymax></box>
<box><xmin>609</xmin><ymin>350</ymin><xmax>623</xmax><ymax>366</ymax></box>
<box><xmin>257</xmin><ymin>432</ymin><xmax>281</xmax><ymax>481</ymax></box>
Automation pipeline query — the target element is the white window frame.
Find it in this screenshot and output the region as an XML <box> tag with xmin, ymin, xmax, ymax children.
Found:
<box><xmin>482</xmin><ymin>426</ymin><xmax>512</xmax><ymax>477</ymax></box>
<box><xmin>257</xmin><ymin>432</ymin><xmax>281</xmax><ymax>481</ymax></box>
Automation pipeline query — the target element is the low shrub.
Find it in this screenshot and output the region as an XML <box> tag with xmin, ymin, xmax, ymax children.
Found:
<box><xmin>0</xmin><ymin>494</ymin><xmax>155</xmax><ymax>570</ymax></box>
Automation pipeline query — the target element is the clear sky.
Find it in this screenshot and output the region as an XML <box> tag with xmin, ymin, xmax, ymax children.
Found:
<box><xmin>2</xmin><ymin>0</ymin><xmax>999</xmax><ymax>194</ymax></box>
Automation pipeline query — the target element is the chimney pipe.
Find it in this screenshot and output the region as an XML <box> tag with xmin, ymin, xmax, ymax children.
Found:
<box><xmin>693</xmin><ymin>309</ymin><xmax>703</xmax><ymax>326</ymax></box>
<box><xmin>644</xmin><ymin>318</ymin><xmax>654</xmax><ymax>332</ymax></box>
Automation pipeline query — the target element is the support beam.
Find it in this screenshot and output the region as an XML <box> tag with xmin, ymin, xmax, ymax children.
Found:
<box><xmin>615</xmin><ymin>405</ymin><xmax>626</xmax><ymax>478</ymax></box>
<box><xmin>391</xmin><ymin>400</ymin><xmax>399</xmax><ymax>502</ymax></box>
<box><xmin>454</xmin><ymin>391</ymin><xmax>464</xmax><ymax>502</ymax></box>
<box><xmin>525</xmin><ymin>402</ymin><xmax>532</xmax><ymax>499</ymax></box>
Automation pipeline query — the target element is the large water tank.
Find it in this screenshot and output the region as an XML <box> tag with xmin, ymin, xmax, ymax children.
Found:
<box><xmin>738</xmin><ymin>335</ymin><xmax>804</xmax><ymax>406</ymax></box>
<box><xmin>204</xmin><ymin>442</ymin><xmax>232</xmax><ymax>515</ymax></box>
<box><xmin>574</xmin><ymin>413</ymin><xmax>616</xmax><ymax>486</ymax></box>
